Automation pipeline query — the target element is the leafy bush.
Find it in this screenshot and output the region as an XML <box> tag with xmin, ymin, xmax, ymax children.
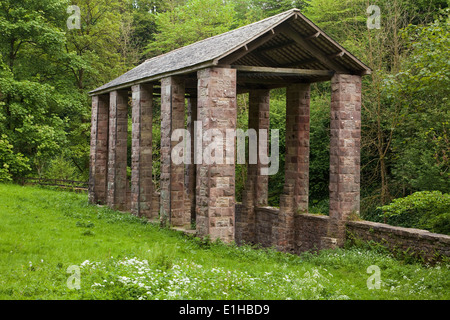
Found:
<box><xmin>43</xmin><ymin>155</ymin><xmax>77</xmax><ymax>181</ymax></box>
<box><xmin>0</xmin><ymin>134</ymin><xmax>30</xmax><ymax>182</ymax></box>
<box><xmin>379</xmin><ymin>191</ymin><xmax>450</xmax><ymax>235</ymax></box>
<box><xmin>309</xmin><ymin>198</ymin><xmax>329</xmax><ymax>215</ymax></box>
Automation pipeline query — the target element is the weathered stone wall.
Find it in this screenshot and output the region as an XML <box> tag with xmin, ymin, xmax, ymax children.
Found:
<box><xmin>235</xmin><ymin>203</ymin><xmax>450</xmax><ymax>261</ymax></box>
<box><xmin>294</xmin><ymin>214</ymin><xmax>329</xmax><ymax>254</ymax></box>
<box><xmin>236</xmin><ymin>204</ymin><xmax>327</xmax><ymax>252</ymax></box>
<box><xmin>346</xmin><ymin>220</ymin><xmax>450</xmax><ymax>262</ymax></box>
<box><xmin>255</xmin><ymin>207</ymin><xmax>278</xmax><ymax>248</ymax></box>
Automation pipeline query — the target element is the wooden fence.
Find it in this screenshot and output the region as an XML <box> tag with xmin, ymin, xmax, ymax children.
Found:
<box><xmin>19</xmin><ymin>177</ymin><xmax>88</xmax><ymax>192</ymax></box>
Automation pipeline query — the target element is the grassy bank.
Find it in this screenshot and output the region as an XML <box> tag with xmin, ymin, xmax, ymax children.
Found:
<box><xmin>0</xmin><ymin>183</ymin><xmax>448</xmax><ymax>300</ymax></box>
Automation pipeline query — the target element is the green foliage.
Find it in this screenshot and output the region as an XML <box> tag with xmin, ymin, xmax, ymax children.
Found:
<box><xmin>0</xmin><ymin>134</ymin><xmax>30</xmax><ymax>181</ymax></box>
<box><xmin>233</xmin><ymin>0</ymin><xmax>309</xmax><ymax>22</ymax></box>
<box><xmin>384</xmin><ymin>10</ymin><xmax>450</xmax><ymax>193</ymax></box>
<box><xmin>0</xmin><ymin>0</ymin><xmax>136</xmax><ymax>180</ymax></box>
<box><xmin>379</xmin><ymin>191</ymin><xmax>450</xmax><ymax>235</ymax></box>
<box><xmin>43</xmin><ymin>155</ymin><xmax>78</xmax><ymax>181</ymax></box>
<box><xmin>64</xmin><ymin>0</ymin><xmax>127</xmax><ymax>88</ymax></box>
<box><xmin>145</xmin><ymin>0</ymin><xmax>237</xmax><ymax>56</ymax></box>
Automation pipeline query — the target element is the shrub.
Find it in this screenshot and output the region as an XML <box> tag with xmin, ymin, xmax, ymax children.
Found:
<box><xmin>379</xmin><ymin>191</ymin><xmax>450</xmax><ymax>235</ymax></box>
<box><xmin>0</xmin><ymin>134</ymin><xmax>30</xmax><ymax>182</ymax></box>
<box><xmin>43</xmin><ymin>155</ymin><xmax>77</xmax><ymax>181</ymax></box>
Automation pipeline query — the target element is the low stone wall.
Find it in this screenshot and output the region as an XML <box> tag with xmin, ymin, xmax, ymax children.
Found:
<box><xmin>235</xmin><ymin>204</ymin><xmax>329</xmax><ymax>253</ymax></box>
<box><xmin>235</xmin><ymin>203</ymin><xmax>450</xmax><ymax>262</ymax></box>
<box><xmin>346</xmin><ymin>220</ymin><xmax>450</xmax><ymax>262</ymax></box>
<box><xmin>294</xmin><ymin>213</ymin><xmax>329</xmax><ymax>254</ymax></box>
<box><xmin>255</xmin><ymin>207</ymin><xmax>278</xmax><ymax>248</ymax></box>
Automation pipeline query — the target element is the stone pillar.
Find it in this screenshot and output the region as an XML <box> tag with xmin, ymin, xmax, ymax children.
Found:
<box><xmin>107</xmin><ymin>90</ymin><xmax>129</xmax><ymax>211</ymax></box>
<box><xmin>326</xmin><ymin>74</ymin><xmax>362</xmax><ymax>247</ymax></box>
<box><xmin>89</xmin><ymin>94</ymin><xmax>109</xmax><ymax>205</ymax></box>
<box><xmin>239</xmin><ymin>179</ymin><xmax>255</xmax><ymax>245</ymax></box>
<box><xmin>160</xmin><ymin>76</ymin><xmax>187</xmax><ymax>227</ymax></box>
<box><xmin>242</xmin><ymin>89</ymin><xmax>270</xmax><ymax>243</ymax></box>
<box><xmin>273</xmin><ymin>83</ymin><xmax>310</xmax><ymax>252</ymax></box>
<box><xmin>131</xmin><ymin>84</ymin><xmax>153</xmax><ymax>219</ymax></box>
<box><xmin>185</xmin><ymin>97</ymin><xmax>197</xmax><ymax>226</ymax></box>
<box><xmin>285</xmin><ymin>83</ymin><xmax>310</xmax><ymax>213</ymax></box>
<box><xmin>248</xmin><ymin>89</ymin><xmax>270</xmax><ymax>206</ymax></box>
<box><xmin>273</xmin><ymin>184</ymin><xmax>295</xmax><ymax>252</ymax></box>
<box><xmin>196</xmin><ymin>67</ymin><xmax>237</xmax><ymax>243</ymax></box>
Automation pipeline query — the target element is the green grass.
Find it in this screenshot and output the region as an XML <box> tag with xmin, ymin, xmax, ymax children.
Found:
<box><xmin>0</xmin><ymin>183</ymin><xmax>449</xmax><ymax>300</ymax></box>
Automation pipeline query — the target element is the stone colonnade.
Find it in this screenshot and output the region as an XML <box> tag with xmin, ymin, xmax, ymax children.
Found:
<box><xmin>89</xmin><ymin>68</ymin><xmax>362</xmax><ymax>248</ymax></box>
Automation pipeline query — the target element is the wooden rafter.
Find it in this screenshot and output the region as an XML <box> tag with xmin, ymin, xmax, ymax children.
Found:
<box><xmin>281</xmin><ymin>57</ymin><xmax>320</xmax><ymax>68</ymax></box>
<box><xmin>232</xmin><ymin>65</ymin><xmax>335</xmax><ymax>77</ymax></box>
<box><xmin>258</xmin><ymin>40</ymin><xmax>296</xmax><ymax>54</ymax></box>
<box><xmin>217</xmin><ymin>31</ymin><xmax>277</xmax><ymax>65</ymax></box>
<box><xmin>277</xmin><ymin>24</ymin><xmax>347</xmax><ymax>73</ymax></box>
<box><xmin>304</xmin><ymin>31</ymin><xmax>321</xmax><ymax>40</ymax></box>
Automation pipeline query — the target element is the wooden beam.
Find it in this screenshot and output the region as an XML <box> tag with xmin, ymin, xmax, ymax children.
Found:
<box><xmin>259</xmin><ymin>40</ymin><xmax>296</xmax><ymax>54</ymax></box>
<box><xmin>259</xmin><ymin>32</ymin><xmax>319</xmax><ymax>55</ymax></box>
<box><xmin>238</xmin><ymin>77</ymin><xmax>330</xmax><ymax>90</ymax></box>
<box><xmin>218</xmin><ymin>31</ymin><xmax>277</xmax><ymax>65</ymax></box>
<box><xmin>277</xmin><ymin>24</ymin><xmax>347</xmax><ymax>73</ymax></box>
<box><xmin>232</xmin><ymin>65</ymin><xmax>334</xmax><ymax>77</ymax></box>
<box><xmin>305</xmin><ymin>31</ymin><xmax>321</xmax><ymax>40</ymax></box>
<box><xmin>296</xmin><ymin>11</ymin><xmax>372</xmax><ymax>74</ymax></box>
<box><xmin>329</xmin><ymin>51</ymin><xmax>345</xmax><ymax>59</ymax></box>
<box><xmin>252</xmin><ymin>52</ymin><xmax>279</xmax><ymax>67</ymax></box>
<box><xmin>281</xmin><ymin>57</ymin><xmax>320</xmax><ymax>68</ymax></box>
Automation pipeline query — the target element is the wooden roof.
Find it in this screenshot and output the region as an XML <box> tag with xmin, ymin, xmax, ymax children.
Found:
<box><xmin>90</xmin><ymin>9</ymin><xmax>371</xmax><ymax>95</ymax></box>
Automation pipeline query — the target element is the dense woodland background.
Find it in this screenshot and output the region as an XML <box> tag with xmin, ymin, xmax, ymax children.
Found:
<box><xmin>0</xmin><ymin>0</ymin><xmax>449</xmax><ymax>232</ymax></box>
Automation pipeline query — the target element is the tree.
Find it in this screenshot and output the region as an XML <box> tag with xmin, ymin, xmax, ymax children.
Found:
<box><xmin>145</xmin><ymin>0</ymin><xmax>236</xmax><ymax>57</ymax></box>
<box><xmin>304</xmin><ymin>0</ymin><xmax>448</xmax><ymax>213</ymax></box>
<box><xmin>0</xmin><ymin>1</ymin><xmax>69</xmax><ymax>176</ymax></box>
<box><xmin>385</xmin><ymin>9</ymin><xmax>450</xmax><ymax>194</ymax></box>
<box><xmin>63</xmin><ymin>0</ymin><xmax>126</xmax><ymax>90</ymax></box>
<box><xmin>0</xmin><ymin>0</ymin><xmax>131</xmax><ymax>179</ymax></box>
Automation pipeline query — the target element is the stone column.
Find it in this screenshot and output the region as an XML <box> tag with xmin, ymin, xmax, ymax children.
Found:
<box><xmin>196</xmin><ymin>67</ymin><xmax>237</xmax><ymax>243</ymax></box>
<box><xmin>107</xmin><ymin>90</ymin><xmax>129</xmax><ymax>211</ymax></box>
<box><xmin>160</xmin><ymin>76</ymin><xmax>187</xmax><ymax>227</ymax></box>
<box><xmin>242</xmin><ymin>89</ymin><xmax>270</xmax><ymax>243</ymax></box>
<box><xmin>248</xmin><ymin>89</ymin><xmax>270</xmax><ymax>206</ymax></box>
<box><xmin>89</xmin><ymin>94</ymin><xmax>109</xmax><ymax>205</ymax></box>
<box><xmin>326</xmin><ymin>74</ymin><xmax>362</xmax><ymax>247</ymax></box>
<box><xmin>285</xmin><ymin>83</ymin><xmax>310</xmax><ymax>213</ymax></box>
<box><xmin>273</xmin><ymin>83</ymin><xmax>310</xmax><ymax>252</ymax></box>
<box><xmin>131</xmin><ymin>84</ymin><xmax>153</xmax><ymax>219</ymax></box>
<box><xmin>273</xmin><ymin>184</ymin><xmax>295</xmax><ymax>252</ymax></box>
<box><xmin>185</xmin><ymin>97</ymin><xmax>197</xmax><ymax>226</ymax></box>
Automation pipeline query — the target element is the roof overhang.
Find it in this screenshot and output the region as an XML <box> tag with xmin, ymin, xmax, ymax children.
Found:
<box><xmin>89</xmin><ymin>9</ymin><xmax>371</xmax><ymax>96</ymax></box>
